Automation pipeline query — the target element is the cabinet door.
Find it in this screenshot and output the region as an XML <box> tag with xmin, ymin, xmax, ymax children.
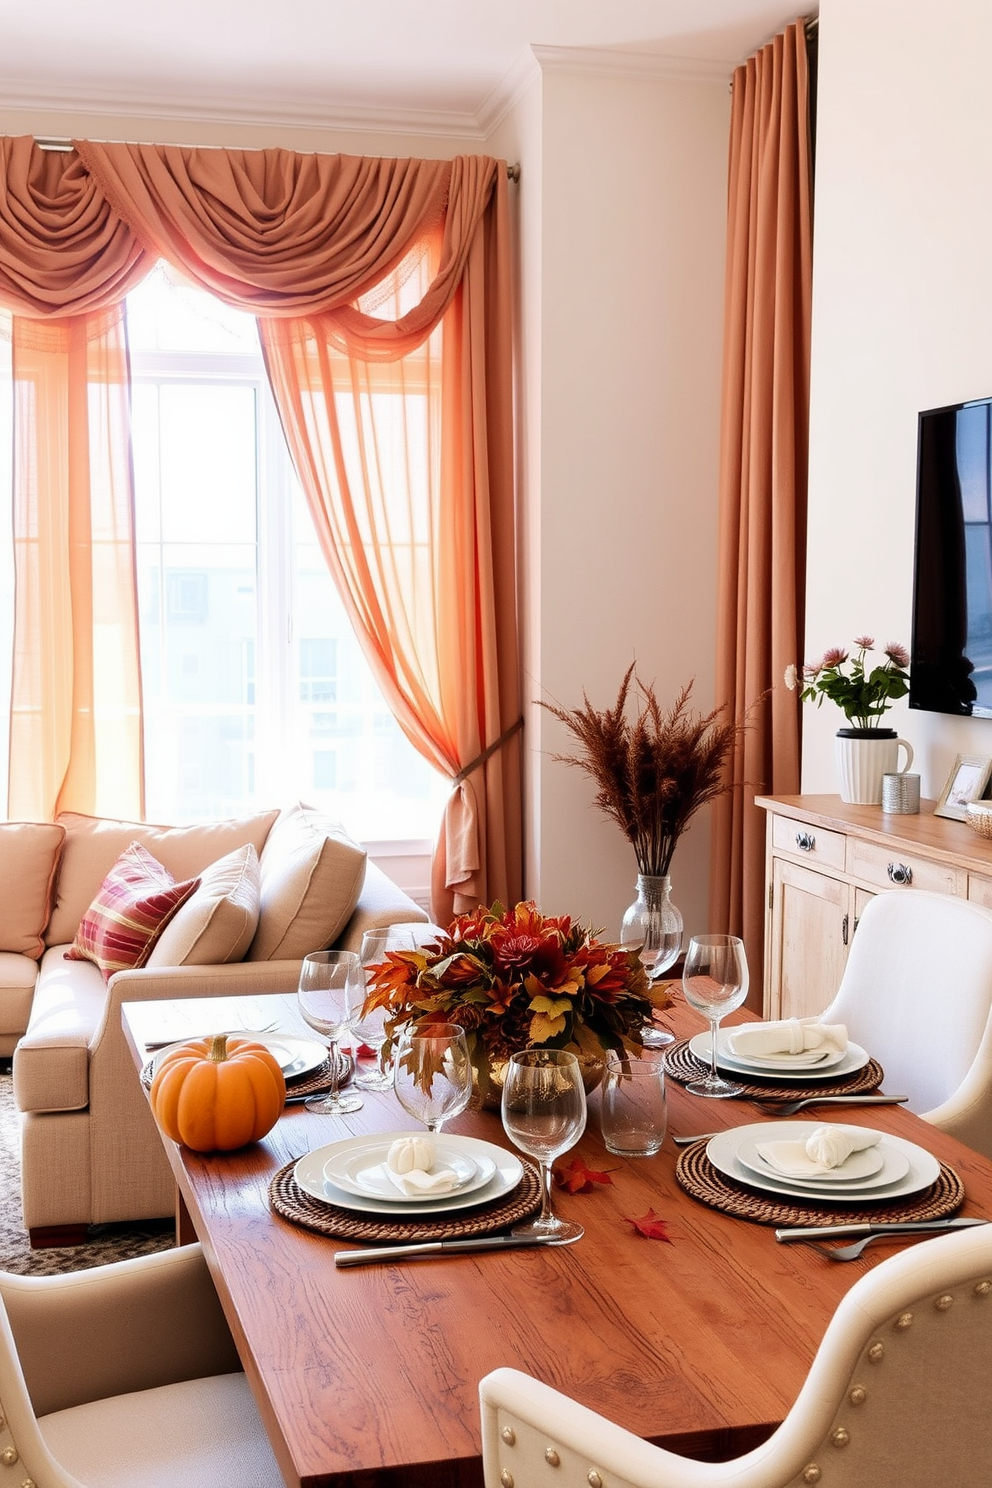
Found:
<box><xmin>766</xmin><ymin>858</ymin><xmax>853</xmax><ymax>1021</ymax></box>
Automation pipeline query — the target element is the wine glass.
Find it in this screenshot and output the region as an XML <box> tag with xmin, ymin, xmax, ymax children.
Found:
<box><xmin>296</xmin><ymin>950</ymin><xmax>364</xmax><ymax>1114</ymax></box>
<box><xmin>500</xmin><ymin>1049</ymin><xmax>587</xmax><ymax>1242</ymax></box>
<box><xmin>393</xmin><ymin>1022</ymin><xmax>473</xmax><ymax>1133</ymax></box>
<box><xmin>352</xmin><ymin>928</ymin><xmax>416</xmax><ymax>1091</ymax></box>
<box><xmin>682</xmin><ymin>934</ymin><xmax>749</xmax><ymax>1098</ymax></box>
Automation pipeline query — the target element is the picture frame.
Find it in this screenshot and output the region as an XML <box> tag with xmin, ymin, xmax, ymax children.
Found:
<box><xmin>933</xmin><ymin>753</ymin><xmax>992</xmax><ymax>820</ymax></box>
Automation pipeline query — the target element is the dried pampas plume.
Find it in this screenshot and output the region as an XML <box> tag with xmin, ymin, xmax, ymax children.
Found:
<box><xmin>540</xmin><ymin>665</ymin><xmax>752</xmax><ymax>876</ymax></box>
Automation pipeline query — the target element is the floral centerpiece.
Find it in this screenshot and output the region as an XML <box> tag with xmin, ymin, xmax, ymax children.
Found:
<box><xmin>362</xmin><ymin>900</ymin><xmax>672</xmax><ymax>1104</ymax></box>
<box><xmin>786</xmin><ymin>636</ymin><xmax>910</xmax><ymax>729</ymax></box>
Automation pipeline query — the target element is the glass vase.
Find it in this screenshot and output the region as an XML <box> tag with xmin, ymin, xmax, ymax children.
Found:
<box><xmin>620</xmin><ymin>874</ymin><xmax>683</xmax><ymax>1049</ymax></box>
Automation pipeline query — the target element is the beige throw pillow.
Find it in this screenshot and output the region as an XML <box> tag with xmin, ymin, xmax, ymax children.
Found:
<box><xmin>147</xmin><ymin>844</ymin><xmax>261</xmax><ymax>967</ymax></box>
<box><xmin>47</xmin><ymin>809</ymin><xmax>279</xmax><ymax>947</ymax></box>
<box><xmin>247</xmin><ymin>803</ymin><xmax>367</xmax><ymax>961</ymax></box>
<box><xmin>0</xmin><ymin>821</ymin><xmax>66</xmax><ymax>959</ymax></box>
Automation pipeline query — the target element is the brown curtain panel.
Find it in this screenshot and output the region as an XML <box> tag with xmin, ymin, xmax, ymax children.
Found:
<box><xmin>708</xmin><ymin>20</ymin><xmax>813</xmax><ymax>1006</ymax></box>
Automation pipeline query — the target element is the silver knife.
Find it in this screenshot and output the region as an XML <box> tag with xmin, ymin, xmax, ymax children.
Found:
<box><xmin>335</xmin><ymin>1234</ymin><xmax>579</xmax><ymax>1267</ymax></box>
<box><xmin>775</xmin><ymin>1217</ymin><xmax>988</xmax><ymax>1242</ymax></box>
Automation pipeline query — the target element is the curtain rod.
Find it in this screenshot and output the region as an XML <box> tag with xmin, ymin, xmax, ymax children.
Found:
<box><xmin>34</xmin><ymin>135</ymin><xmax>521</xmax><ymax>179</ymax></box>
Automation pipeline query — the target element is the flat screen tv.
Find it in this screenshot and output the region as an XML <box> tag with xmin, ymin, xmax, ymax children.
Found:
<box><xmin>910</xmin><ymin>394</ymin><xmax>992</xmax><ymax>717</ymax></box>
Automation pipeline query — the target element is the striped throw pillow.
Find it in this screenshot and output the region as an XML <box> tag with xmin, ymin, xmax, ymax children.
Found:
<box><xmin>65</xmin><ymin>841</ymin><xmax>201</xmax><ymax>981</ymax></box>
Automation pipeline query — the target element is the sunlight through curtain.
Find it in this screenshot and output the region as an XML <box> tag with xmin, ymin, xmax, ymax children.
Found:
<box><xmin>0</xmin><ymin>140</ymin><xmax>148</xmax><ymax>819</ymax></box>
<box><xmin>0</xmin><ymin>139</ymin><xmax>521</xmax><ymax>914</ymax></box>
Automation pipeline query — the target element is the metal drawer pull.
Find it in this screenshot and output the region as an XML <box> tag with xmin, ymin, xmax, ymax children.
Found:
<box><xmin>795</xmin><ymin>831</ymin><xmax>816</xmax><ymax>852</ymax></box>
<box><xmin>887</xmin><ymin>862</ymin><xmax>913</xmax><ymax>885</ymax></box>
<box><xmin>842</xmin><ymin>913</ymin><xmax>849</xmax><ymax>947</ymax></box>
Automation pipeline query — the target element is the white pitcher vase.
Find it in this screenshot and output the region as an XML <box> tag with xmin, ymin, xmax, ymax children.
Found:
<box><xmin>835</xmin><ymin>728</ymin><xmax>914</xmax><ymax>806</ymax></box>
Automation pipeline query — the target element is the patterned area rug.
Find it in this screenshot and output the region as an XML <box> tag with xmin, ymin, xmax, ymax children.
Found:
<box><xmin>0</xmin><ymin>1063</ymin><xmax>174</xmax><ymax>1276</ymax></box>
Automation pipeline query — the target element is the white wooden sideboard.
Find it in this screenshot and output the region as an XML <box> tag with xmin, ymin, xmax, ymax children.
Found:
<box><xmin>755</xmin><ymin>793</ymin><xmax>992</xmax><ymax>1021</ymax></box>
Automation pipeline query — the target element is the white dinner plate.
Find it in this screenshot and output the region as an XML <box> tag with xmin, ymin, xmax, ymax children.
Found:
<box><xmin>151</xmin><ymin>1032</ymin><xmax>326</xmax><ymax>1081</ymax></box>
<box><xmin>737</xmin><ymin>1135</ymin><xmax>910</xmax><ymax>1192</ymax></box>
<box><xmin>294</xmin><ymin>1134</ymin><xmax>524</xmax><ymax>1217</ymax></box>
<box><xmin>689</xmin><ymin>1032</ymin><xmax>870</xmax><ymax>1083</ymax></box>
<box><xmin>706</xmin><ymin>1123</ymin><xmax>939</xmax><ymax>1203</ymax></box>
<box><xmin>720</xmin><ymin>1035</ymin><xmax>846</xmax><ymax>1072</ymax></box>
<box><xmin>323</xmin><ymin>1138</ymin><xmax>496</xmax><ymax>1204</ymax></box>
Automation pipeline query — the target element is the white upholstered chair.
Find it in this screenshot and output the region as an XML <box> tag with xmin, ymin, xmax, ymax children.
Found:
<box><xmin>0</xmin><ymin>1243</ymin><xmax>283</xmax><ymax>1487</ymax></box>
<box><xmin>480</xmin><ymin>1223</ymin><xmax>992</xmax><ymax>1488</ymax></box>
<box><xmin>818</xmin><ymin>889</ymin><xmax>992</xmax><ymax>1158</ymax></box>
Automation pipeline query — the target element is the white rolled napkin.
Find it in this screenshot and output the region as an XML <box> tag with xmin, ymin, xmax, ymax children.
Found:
<box><xmin>728</xmin><ymin>1016</ymin><xmax>848</xmax><ymax>1061</ymax></box>
<box><xmin>385</xmin><ymin>1164</ymin><xmax>460</xmax><ymax>1196</ymax></box>
<box><xmin>756</xmin><ymin>1124</ymin><xmax>881</xmax><ymax>1179</ymax></box>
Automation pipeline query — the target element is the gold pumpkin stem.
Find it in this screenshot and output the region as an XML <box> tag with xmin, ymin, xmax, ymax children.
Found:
<box><xmin>209</xmin><ymin>1034</ymin><xmax>230</xmax><ymax>1063</ymax></box>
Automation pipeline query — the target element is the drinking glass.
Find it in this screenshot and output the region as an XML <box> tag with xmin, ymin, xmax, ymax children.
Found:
<box><xmin>682</xmin><ymin>934</ymin><xmax>749</xmax><ymax>1098</ymax></box>
<box><xmin>393</xmin><ymin>1022</ymin><xmax>473</xmax><ymax>1133</ymax></box>
<box><xmin>500</xmin><ymin>1049</ymin><xmax>587</xmax><ymax>1241</ymax></box>
<box><xmin>296</xmin><ymin>950</ymin><xmax>364</xmax><ymax>1114</ymax></box>
<box><xmin>353</xmin><ymin>928</ymin><xmax>417</xmax><ymax>1091</ymax></box>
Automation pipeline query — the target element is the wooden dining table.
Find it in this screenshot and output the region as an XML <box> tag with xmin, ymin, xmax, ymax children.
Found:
<box><xmin>121</xmin><ymin>992</ymin><xmax>992</xmax><ymax>1488</ymax></box>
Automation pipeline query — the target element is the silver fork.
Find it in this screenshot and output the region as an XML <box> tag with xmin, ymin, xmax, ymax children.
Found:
<box><xmin>752</xmin><ymin>1094</ymin><xmax>908</xmax><ymax>1117</ymax></box>
<box><xmin>809</xmin><ymin>1231</ymin><xmax>932</xmax><ymax>1262</ymax></box>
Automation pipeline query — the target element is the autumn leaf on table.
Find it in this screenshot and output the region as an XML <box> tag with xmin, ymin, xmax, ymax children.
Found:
<box><xmin>554</xmin><ymin>1156</ymin><xmax>616</xmax><ymax>1194</ymax></box>
<box><xmin>627</xmin><ymin>1208</ymin><xmax>673</xmax><ymax>1242</ymax></box>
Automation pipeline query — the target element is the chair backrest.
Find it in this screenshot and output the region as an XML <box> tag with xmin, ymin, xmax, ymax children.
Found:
<box><xmin>479</xmin><ymin>1225</ymin><xmax>992</xmax><ymax>1488</ymax></box>
<box><xmin>821</xmin><ymin>890</ymin><xmax>992</xmax><ymax>1119</ymax></box>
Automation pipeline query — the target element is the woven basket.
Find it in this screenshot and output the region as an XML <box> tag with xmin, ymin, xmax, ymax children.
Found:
<box><xmin>966</xmin><ymin>802</ymin><xmax>992</xmax><ymax>840</ymax></box>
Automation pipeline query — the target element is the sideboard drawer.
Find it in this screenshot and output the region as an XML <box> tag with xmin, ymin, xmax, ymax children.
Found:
<box><xmin>968</xmin><ymin>874</ymin><xmax>992</xmax><ymax>910</ymax></box>
<box><xmin>848</xmin><ymin>838</ymin><xmax>961</xmax><ymax>895</ymax></box>
<box><xmin>771</xmin><ymin>814</ymin><xmax>847</xmax><ymax>870</ymax></box>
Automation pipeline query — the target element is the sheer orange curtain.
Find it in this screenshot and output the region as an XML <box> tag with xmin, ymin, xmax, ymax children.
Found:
<box><xmin>261</xmin><ymin>169</ymin><xmax>520</xmax><ymax>917</ymax></box>
<box><xmin>708</xmin><ymin>21</ymin><xmax>813</xmax><ymax>1006</ymax></box>
<box><xmin>76</xmin><ymin>142</ymin><xmax>521</xmax><ymax>915</ymax></box>
<box><xmin>0</xmin><ymin>139</ymin><xmax>149</xmax><ymax>820</ymax></box>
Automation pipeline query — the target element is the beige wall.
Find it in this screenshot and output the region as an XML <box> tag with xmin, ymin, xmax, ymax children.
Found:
<box><xmin>493</xmin><ymin>51</ymin><xmax>731</xmax><ymax>938</ymax></box>
<box><xmin>805</xmin><ymin>0</ymin><xmax>992</xmax><ymax>797</ymax></box>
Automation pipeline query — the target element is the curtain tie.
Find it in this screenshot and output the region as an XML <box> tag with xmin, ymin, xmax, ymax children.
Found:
<box><xmin>451</xmin><ymin>717</ymin><xmax>523</xmax><ymax>787</ymax></box>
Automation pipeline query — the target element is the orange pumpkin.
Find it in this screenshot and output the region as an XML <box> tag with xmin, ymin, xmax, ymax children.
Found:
<box><xmin>149</xmin><ymin>1033</ymin><xmax>286</xmax><ymax>1151</ymax></box>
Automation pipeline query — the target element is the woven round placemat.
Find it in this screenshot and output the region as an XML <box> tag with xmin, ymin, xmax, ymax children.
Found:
<box><xmin>675</xmin><ymin>1139</ymin><xmax>964</xmax><ymax>1227</ymax></box>
<box><xmin>140</xmin><ymin>1049</ymin><xmax>351</xmax><ymax>1099</ymax></box>
<box><xmin>664</xmin><ymin>1038</ymin><xmax>885</xmax><ymax>1099</ymax></box>
<box><xmin>269</xmin><ymin>1157</ymin><xmax>543</xmax><ymax>1242</ymax></box>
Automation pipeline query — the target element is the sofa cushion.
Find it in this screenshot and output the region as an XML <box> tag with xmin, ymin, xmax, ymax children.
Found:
<box><xmin>0</xmin><ymin>821</ymin><xmax>66</xmax><ymax>958</ymax></box>
<box><xmin>65</xmin><ymin>843</ymin><xmax>200</xmax><ymax>981</ymax></box>
<box><xmin>247</xmin><ymin>803</ymin><xmax>367</xmax><ymax>961</ymax></box>
<box><xmin>14</xmin><ymin>946</ymin><xmax>107</xmax><ymax>1111</ymax></box>
<box><xmin>47</xmin><ymin>810</ymin><xmax>279</xmax><ymax>947</ymax></box>
<box><xmin>147</xmin><ymin>844</ymin><xmax>261</xmax><ymax>967</ymax></box>
<box><xmin>0</xmin><ymin>950</ymin><xmax>42</xmax><ymax>1037</ymax></box>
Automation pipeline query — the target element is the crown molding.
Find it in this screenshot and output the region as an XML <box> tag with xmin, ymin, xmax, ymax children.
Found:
<box><xmin>0</xmin><ymin>77</ymin><xmax>492</xmax><ymax>143</ymax></box>
<box><xmin>529</xmin><ymin>44</ymin><xmax>733</xmax><ymax>85</ymax></box>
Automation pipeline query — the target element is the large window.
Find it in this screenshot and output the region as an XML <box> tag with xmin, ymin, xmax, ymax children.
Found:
<box><xmin>0</xmin><ymin>268</ymin><xmax>447</xmax><ymax>844</ymax></box>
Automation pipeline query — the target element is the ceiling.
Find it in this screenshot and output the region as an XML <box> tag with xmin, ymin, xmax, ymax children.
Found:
<box><xmin>0</xmin><ymin>0</ymin><xmax>809</xmax><ymax>137</ymax></box>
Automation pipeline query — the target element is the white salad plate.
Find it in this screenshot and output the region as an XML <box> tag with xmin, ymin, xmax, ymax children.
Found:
<box><xmin>294</xmin><ymin>1134</ymin><xmax>524</xmax><ymax>1217</ymax></box>
<box><xmin>151</xmin><ymin>1031</ymin><xmax>326</xmax><ymax>1081</ymax></box>
<box><xmin>706</xmin><ymin>1123</ymin><xmax>939</xmax><ymax>1204</ymax></box>
<box><xmin>323</xmin><ymin>1140</ymin><xmax>496</xmax><ymax>1204</ymax></box>
<box><xmin>737</xmin><ymin>1136</ymin><xmax>911</xmax><ymax>1192</ymax></box>
<box><xmin>689</xmin><ymin>1032</ymin><xmax>870</xmax><ymax>1083</ymax></box>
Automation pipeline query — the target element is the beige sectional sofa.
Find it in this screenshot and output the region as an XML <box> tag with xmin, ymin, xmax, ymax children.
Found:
<box><xmin>2</xmin><ymin>803</ymin><xmax>428</xmax><ymax>1244</ymax></box>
